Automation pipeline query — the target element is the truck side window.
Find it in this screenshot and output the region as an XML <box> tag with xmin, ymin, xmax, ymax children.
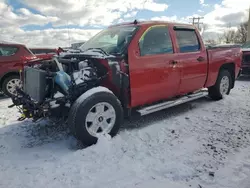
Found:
<box><xmin>139</xmin><ymin>26</ymin><xmax>173</xmax><ymax>56</ymax></box>
<box><xmin>175</xmin><ymin>30</ymin><xmax>200</xmax><ymax>53</ymax></box>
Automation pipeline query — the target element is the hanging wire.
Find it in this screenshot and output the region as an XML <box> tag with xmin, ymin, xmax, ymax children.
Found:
<box><xmin>66</xmin><ymin>0</ymin><xmax>71</xmax><ymax>47</ymax></box>
<box><xmin>67</xmin><ymin>19</ymin><xmax>71</xmax><ymax>47</ymax></box>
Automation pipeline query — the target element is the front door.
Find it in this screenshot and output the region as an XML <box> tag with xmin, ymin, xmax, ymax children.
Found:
<box><xmin>128</xmin><ymin>25</ymin><xmax>181</xmax><ymax>107</ymax></box>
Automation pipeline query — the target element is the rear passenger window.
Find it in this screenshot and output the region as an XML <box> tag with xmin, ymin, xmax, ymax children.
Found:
<box><xmin>175</xmin><ymin>30</ymin><xmax>200</xmax><ymax>53</ymax></box>
<box><xmin>0</xmin><ymin>46</ymin><xmax>18</xmax><ymax>56</ymax></box>
<box><xmin>139</xmin><ymin>26</ymin><xmax>173</xmax><ymax>56</ymax></box>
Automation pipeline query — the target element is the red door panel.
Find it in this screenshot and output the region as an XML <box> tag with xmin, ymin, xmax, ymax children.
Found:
<box><xmin>173</xmin><ymin>29</ymin><xmax>208</xmax><ymax>95</ymax></box>
<box><xmin>176</xmin><ymin>51</ymin><xmax>207</xmax><ymax>94</ymax></box>
<box><xmin>128</xmin><ymin>25</ymin><xmax>181</xmax><ymax>107</ymax></box>
<box><xmin>129</xmin><ymin>53</ymin><xmax>181</xmax><ymax>107</ymax></box>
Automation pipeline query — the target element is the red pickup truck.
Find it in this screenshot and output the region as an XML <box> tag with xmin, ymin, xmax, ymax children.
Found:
<box><xmin>29</xmin><ymin>48</ymin><xmax>61</xmax><ymax>60</ymax></box>
<box><xmin>11</xmin><ymin>21</ymin><xmax>241</xmax><ymax>146</ymax></box>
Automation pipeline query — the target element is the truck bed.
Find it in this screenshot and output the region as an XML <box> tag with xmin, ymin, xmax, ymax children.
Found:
<box><xmin>205</xmin><ymin>46</ymin><xmax>242</xmax><ymax>87</ymax></box>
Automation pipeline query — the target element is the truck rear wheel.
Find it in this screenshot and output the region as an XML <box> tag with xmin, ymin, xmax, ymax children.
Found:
<box><xmin>68</xmin><ymin>89</ymin><xmax>123</xmax><ymax>146</ymax></box>
<box><xmin>208</xmin><ymin>70</ymin><xmax>232</xmax><ymax>100</ymax></box>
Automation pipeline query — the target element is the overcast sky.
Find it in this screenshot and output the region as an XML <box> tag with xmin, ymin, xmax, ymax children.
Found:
<box><xmin>0</xmin><ymin>0</ymin><xmax>249</xmax><ymax>47</ymax></box>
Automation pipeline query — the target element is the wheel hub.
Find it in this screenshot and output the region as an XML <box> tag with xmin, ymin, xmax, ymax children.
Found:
<box><xmin>98</xmin><ymin>116</ymin><xmax>104</xmax><ymax>122</ymax></box>
<box><xmin>6</xmin><ymin>78</ymin><xmax>22</xmax><ymax>96</ymax></box>
<box><xmin>220</xmin><ymin>76</ymin><xmax>229</xmax><ymax>95</ymax></box>
<box><xmin>85</xmin><ymin>102</ymin><xmax>116</xmax><ymax>137</ymax></box>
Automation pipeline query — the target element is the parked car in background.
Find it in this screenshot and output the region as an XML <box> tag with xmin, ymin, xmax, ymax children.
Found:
<box><xmin>240</xmin><ymin>41</ymin><xmax>250</xmax><ymax>75</ymax></box>
<box><xmin>0</xmin><ymin>43</ymin><xmax>38</xmax><ymax>96</ymax></box>
<box><xmin>29</xmin><ymin>48</ymin><xmax>58</xmax><ymax>60</ymax></box>
<box><xmin>11</xmin><ymin>20</ymin><xmax>241</xmax><ymax>146</ymax></box>
<box><xmin>71</xmin><ymin>42</ymin><xmax>85</xmax><ymax>49</ymax></box>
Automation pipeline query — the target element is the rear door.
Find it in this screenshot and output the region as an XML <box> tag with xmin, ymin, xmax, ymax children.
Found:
<box><xmin>173</xmin><ymin>28</ymin><xmax>208</xmax><ymax>95</ymax></box>
<box><xmin>128</xmin><ymin>25</ymin><xmax>181</xmax><ymax>107</ymax></box>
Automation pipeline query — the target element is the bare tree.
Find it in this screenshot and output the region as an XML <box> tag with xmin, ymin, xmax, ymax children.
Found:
<box><xmin>205</xmin><ymin>39</ymin><xmax>217</xmax><ymax>45</ymax></box>
<box><xmin>217</xmin><ymin>33</ymin><xmax>224</xmax><ymax>44</ymax></box>
<box><xmin>234</xmin><ymin>22</ymin><xmax>248</xmax><ymax>44</ymax></box>
<box><xmin>223</xmin><ymin>29</ymin><xmax>237</xmax><ymax>44</ymax></box>
<box><xmin>218</xmin><ymin>22</ymin><xmax>248</xmax><ymax>44</ymax></box>
<box><xmin>204</xmin><ymin>21</ymin><xmax>248</xmax><ymax>44</ymax></box>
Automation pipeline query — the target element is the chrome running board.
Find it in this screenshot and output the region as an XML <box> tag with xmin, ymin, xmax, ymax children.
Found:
<box><xmin>137</xmin><ymin>90</ymin><xmax>208</xmax><ymax>116</ymax></box>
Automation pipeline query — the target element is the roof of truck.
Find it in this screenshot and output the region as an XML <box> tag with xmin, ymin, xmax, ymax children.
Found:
<box><xmin>109</xmin><ymin>20</ymin><xmax>195</xmax><ymax>29</ymax></box>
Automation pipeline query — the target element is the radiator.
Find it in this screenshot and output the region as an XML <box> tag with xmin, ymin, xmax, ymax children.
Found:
<box><xmin>23</xmin><ymin>67</ymin><xmax>47</xmax><ymax>102</ymax></box>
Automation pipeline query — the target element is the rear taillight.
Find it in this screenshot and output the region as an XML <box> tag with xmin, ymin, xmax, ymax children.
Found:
<box><xmin>240</xmin><ymin>49</ymin><xmax>243</xmax><ymax>60</ymax></box>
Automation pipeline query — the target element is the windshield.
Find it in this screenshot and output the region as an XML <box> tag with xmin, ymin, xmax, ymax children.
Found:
<box><xmin>80</xmin><ymin>26</ymin><xmax>138</xmax><ymax>55</ymax></box>
<box><xmin>242</xmin><ymin>41</ymin><xmax>250</xmax><ymax>48</ymax></box>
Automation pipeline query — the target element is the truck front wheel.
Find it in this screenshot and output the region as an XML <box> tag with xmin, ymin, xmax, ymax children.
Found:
<box><xmin>68</xmin><ymin>89</ymin><xmax>123</xmax><ymax>146</ymax></box>
<box><xmin>208</xmin><ymin>70</ymin><xmax>232</xmax><ymax>100</ymax></box>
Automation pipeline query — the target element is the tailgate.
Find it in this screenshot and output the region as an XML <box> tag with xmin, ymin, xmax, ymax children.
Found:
<box><xmin>242</xmin><ymin>51</ymin><xmax>250</xmax><ymax>67</ymax></box>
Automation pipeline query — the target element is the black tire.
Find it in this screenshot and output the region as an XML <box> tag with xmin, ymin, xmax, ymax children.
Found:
<box><xmin>208</xmin><ymin>70</ymin><xmax>232</xmax><ymax>100</ymax></box>
<box><xmin>68</xmin><ymin>90</ymin><xmax>123</xmax><ymax>146</ymax></box>
<box><xmin>2</xmin><ymin>75</ymin><xmax>21</xmax><ymax>97</ymax></box>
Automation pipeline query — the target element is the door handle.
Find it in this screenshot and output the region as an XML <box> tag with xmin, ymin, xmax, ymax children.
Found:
<box><xmin>197</xmin><ymin>56</ymin><xmax>205</xmax><ymax>62</ymax></box>
<box><xmin>170</xmin><ymin>60</ymin><xmax>178</xmax><ymax>65</ymax></box>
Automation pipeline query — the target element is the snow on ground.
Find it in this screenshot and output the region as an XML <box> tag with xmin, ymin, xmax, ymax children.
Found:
<box><xmin>0</xmin><ymin>77</ymin><xmax>250</xmax><ymax>188</ymax></box>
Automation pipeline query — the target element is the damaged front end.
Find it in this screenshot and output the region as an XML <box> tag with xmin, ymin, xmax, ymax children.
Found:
<box><xmin>10</xmin><ymin>53</ymin><xmax>119</xmax><ymax>122</ymax></box>
<box><xmin>10</xmin><ymin>66</ymin><xmax>71</xmax><ymax>122</ymax></box>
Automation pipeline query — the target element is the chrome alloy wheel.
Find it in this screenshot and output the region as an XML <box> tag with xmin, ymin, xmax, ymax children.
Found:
<box><xmin>220</xmin><ymin>76</ymin><xmax>229</xmax><ymax>95</ymax></box>
<box><xmin>6</xmin><ymin>78</ymin><xmax>22</xmax><ymax>96</ymax></box>
<box><xmin>85</xmin><ymin>102</ymin><xmax>116</xmax><ymax>137</ymax></box>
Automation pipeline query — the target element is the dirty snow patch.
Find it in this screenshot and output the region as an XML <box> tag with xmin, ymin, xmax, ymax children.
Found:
<box><xmin>0</xmin><ymin>77</ymin><xmax>250</xmax><ymax>188</ymax></box>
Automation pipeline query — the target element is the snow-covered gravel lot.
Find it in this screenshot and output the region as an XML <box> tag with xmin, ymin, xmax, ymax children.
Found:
<box><xmin>0</xmin><ymin>77</ymin><xmax>250</xmax><ymax>188</ymax></box>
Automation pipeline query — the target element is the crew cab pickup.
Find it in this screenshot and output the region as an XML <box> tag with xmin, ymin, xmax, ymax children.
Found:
<box><xmin>10</xmin><ymin>21</ymin><xmax>242</xmax><ymax>146</ymax></box>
